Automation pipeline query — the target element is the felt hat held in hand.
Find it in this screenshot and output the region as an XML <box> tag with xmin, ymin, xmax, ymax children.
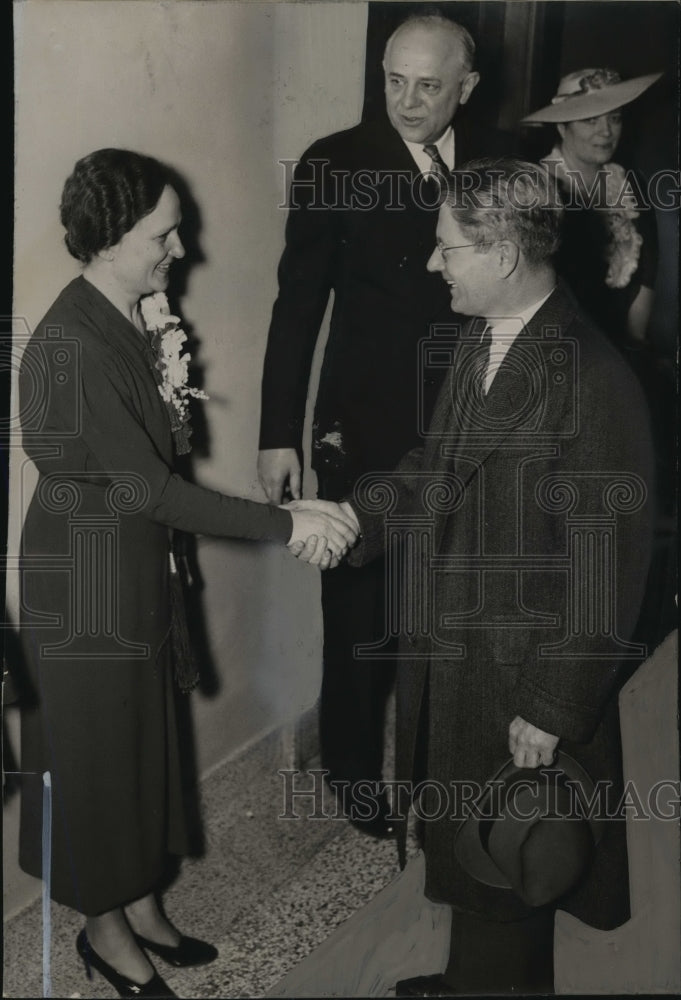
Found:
<box><xmin>455</xmin><ymin>752</ymin><xmax>604</xmax><ymax>907</ymax></box>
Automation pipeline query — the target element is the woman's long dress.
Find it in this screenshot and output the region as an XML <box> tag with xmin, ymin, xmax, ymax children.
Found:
<box><xmin>18</xmin><ymin>276</ymin><xmax>291</xmax><ymax>915</ymax></box>
<box><xmin>545</xmin><ymin>156</ymin><xmax>675</xmax><ymax>653</ymax></box>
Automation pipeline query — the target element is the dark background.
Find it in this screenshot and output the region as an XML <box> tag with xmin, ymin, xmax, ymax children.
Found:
<box><xmin>363</xmin><ymin>1</ymin><xmax>678</xmax><ymax>162</ymax></box>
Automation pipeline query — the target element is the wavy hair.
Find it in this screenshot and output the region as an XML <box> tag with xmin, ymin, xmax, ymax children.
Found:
<box><xmin>444</xmin><ymin>157</ymin><xmax>564</xmax><ymax>268</ymax></box>
<box><xmin>60</xmin><ymin>148</ymin><xmax>173</xmax><ymax>263</ymax></box>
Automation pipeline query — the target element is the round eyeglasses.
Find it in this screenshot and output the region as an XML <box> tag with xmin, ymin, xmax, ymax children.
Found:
<box><xmin>435</xmin><ymin>240</ymin><xmax>494</xmax><ymax>259</ymax></box>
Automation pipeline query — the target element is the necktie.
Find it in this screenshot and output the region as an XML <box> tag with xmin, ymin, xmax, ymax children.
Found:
<box><xmin>423</xmin><ymin>143</ymin><xmax>450</xmax><ymax>182</ymax></box>
<box><xmin>423</xmin><ymin>144</ymin><xmax>451</xmax><ymax>205</ymax></box>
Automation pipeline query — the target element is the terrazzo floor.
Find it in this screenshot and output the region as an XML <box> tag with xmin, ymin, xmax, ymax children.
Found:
<box><xmin>2</xmin><ymin>713</ymin><xmax>415</xmax><ymax>999</ymax></box>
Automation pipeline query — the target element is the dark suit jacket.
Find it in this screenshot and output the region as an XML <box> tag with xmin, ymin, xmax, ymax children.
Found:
<box><xmin>260</xmin><ymin>115</ymin><xmax>510</xmax><ymax>492</ymax></box>
<box><xmin>350</xmin><ymin>284</ymin><xmax>655</xmax><ymax>928</ymax></box>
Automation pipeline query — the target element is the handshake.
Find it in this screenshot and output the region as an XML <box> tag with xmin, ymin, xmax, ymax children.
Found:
<box><xmin>281</xmin><ymin>499</ymin><xmax>360</xmax><ymax>570</ymax></box>
<box><xmin>260</xmin><ymin>448</ymin><xmax>359</xmax><ymax>569</ymax></box>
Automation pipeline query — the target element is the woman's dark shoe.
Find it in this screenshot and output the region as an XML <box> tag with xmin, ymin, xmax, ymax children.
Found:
<box><xmin>76</xmin><ymin>929</ymin><xmax>177</xmax><ymax>998</ymax></box>
<box><xmin>133</xmin><ymin>933</ymin><xmax>218</xmax><ymax>967</ymax></box>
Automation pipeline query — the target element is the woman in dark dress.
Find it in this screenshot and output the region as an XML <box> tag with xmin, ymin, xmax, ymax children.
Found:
<box><xmin>522</xmin><ymin>68</ymin><xmax>662</xmax><ymax>347</ymax></box>
<box><xmin>18</xmin><ymin>148</ymin><xmax>357</xmax><ymax>998</ymax></box>
<box><xmin>523</xmin><ymin>68</ymin><xmax>676</xmax><ymax>661</ymax></box>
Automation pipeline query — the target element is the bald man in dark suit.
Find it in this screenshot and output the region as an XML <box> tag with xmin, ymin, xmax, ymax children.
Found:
<box><xmin>259</xmin><ymin>13</ymin><xmax>509</xmax><ymax>835</ymax></box>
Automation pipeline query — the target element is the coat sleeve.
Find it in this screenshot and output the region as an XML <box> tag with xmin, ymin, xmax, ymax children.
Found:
<box><xmin>27</xmin><ymin>330</ymin><xmax>294</xmax><ymax>543</ymax></box>
<box><xmin>258</xmin><ymin>142</ymin><xmax>340</xmax><ymax>452</ymax></box>
<box><xmin>512</xmin><ymin>359</ymin><xmax>656</xmax><ymax>743</ymax></box>
<box><xmin>345</xmin><ymin>445</ymin><xmax>428</xmax><ymax>566</ymax></box>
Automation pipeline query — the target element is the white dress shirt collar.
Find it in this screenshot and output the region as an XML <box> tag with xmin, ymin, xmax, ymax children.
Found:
<box><xmin>483</xmin><ymin>288</ymin><xmax>555</xmax><ymax>395</ymax></box>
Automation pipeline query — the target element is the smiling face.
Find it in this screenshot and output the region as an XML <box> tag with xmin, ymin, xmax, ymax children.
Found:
<box><xmin>383</xmin><ymin>24</ymin><xmax>479</xmax><ymax>144</ymax></box>
<box><xmin>558</xmin><ymin>111</ymin><xmax>623</xmax><ymax>172</ymax></box>
<box><xmin>109</xmin><ymin>185</ymin><xmax>185</xmax><ymax>301</ymax></box>
<box><xmin>427</xmin><ymin>205</ymin><xmax>495</xmax><ymax>316</ymax></box>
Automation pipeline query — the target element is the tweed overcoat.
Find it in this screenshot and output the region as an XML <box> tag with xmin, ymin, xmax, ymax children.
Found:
<box><xmin>350</xmin><ymin>285</ymin><xmax>655</xmax><ymax>929</ymax></box>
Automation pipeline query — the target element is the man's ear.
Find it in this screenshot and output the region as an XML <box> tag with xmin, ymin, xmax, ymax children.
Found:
<box><xmin>459</xmin><ymin>71</ymin><xmax>480</xmax><ymax>106</ymax></box>
<box><xmin>556</xmin><ymin>123</ymin><xmax>567</xmax><ymax>142</ymax></box>
<box><xmin>497</xmin><ymin>240</ymin><xmax>519</xmax><ymax>278</ymax></box>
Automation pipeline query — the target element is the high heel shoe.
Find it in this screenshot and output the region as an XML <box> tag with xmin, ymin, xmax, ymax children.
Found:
<box><xmin>133</xmin><ymin>932</ymin><xmax>218</xmax><ymax>967</ymax></box>
<box><xmin>76</xmin><ymin>929</ymin><xmax>177</xmax><ymax>998</ymax></box>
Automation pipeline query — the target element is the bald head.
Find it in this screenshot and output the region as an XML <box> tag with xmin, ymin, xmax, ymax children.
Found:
<box><xmin>383</xmin><ymin>16</ymin><xmax>480</xmax><ymax>144</ymax></box>
<box><xmin>384</xmin><ymin>15</ymin><xmax>476</xmax><ymax>71</ymax></box>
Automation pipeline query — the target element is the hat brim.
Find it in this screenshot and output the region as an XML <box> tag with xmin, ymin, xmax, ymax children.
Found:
<box><xmin>521</xmin><ymin>72</ymin><xmax>662</xmax><ymax>124</ymax></box>
<box><xmin>454</xmin><ymin>752</ymin><xmax>600</xmax><ymax>889</ymax></box>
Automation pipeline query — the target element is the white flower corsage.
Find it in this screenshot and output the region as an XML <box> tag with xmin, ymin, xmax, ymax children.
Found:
<box><xmin>542</xmin><ymin>149</ymin><xmax>643</xmax><ymax>289</ymax></box>
<box><xmin>139</xmin><ymin>292</ymin><xmax>208</xmax><ymax>455</ymax></box>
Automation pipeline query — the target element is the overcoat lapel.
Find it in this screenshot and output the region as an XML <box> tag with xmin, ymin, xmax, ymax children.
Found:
<box><xmin>365</xmin><ymin>116</ymin><xmax>422</xmax><ymax>174</ymax></box>
<box><xmin>452</xmin><ymin>330</ymin><xmax>550</xmax><ymax>479</ymax></box>
<box><xmin>428</xmin><ymin>287</ymin><xmax>577</xmax><ymax>553</ymax></box>
<box><xmin>426</xmin><ymin>315</ymin><xmax>485</xmax><ymax>471</ymax></box>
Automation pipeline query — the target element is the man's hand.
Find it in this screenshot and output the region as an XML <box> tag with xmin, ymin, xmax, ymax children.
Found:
<box><xmin>338</xmin><ymin>500</ymin><xmax>360</xmax><ymax>535</ymax></box>
<box><xmin>508</xmin><ymin>715</ymin><xmax>559</xmax><ymax>768</ymax></box>
<box><xmin>285</xmin><ymin>499</ymin><xmax>359</xmax><ymax>535</ymax></box>
<box><xmin>285</xmin><ymin>501</ymin><xmax>359</xmax><ymax>570</ymax></box>
<box><xmin>284</xmin><ymin>500</ymin><xmax>358</xmax><ymax>565</ymax></box>
<box><xmin>258</xmin><ymin>448</ymin><xmax>301</xmax><ymax>504</ymax></box>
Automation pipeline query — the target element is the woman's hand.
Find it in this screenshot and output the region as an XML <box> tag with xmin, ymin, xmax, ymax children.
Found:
<box><xmin>284</xmin><ymin>499</ymin><xmax>359</xmax><ymax>534</ymax></box>
<box><xmin>283</xmin><ymin>500</ymin><xmax>359</xmax><ymax>565</ymax></box>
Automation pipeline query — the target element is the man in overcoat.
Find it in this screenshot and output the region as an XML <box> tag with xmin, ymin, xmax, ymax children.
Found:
<box><xmin>336</xmin><ymin>158</ymin><xmax>655</xmax><ymax>992</ymax></box>
<box><xmin>258</xmin><ymin>12</ymin><xmax>510</xmax><ymax>834</ymax></box>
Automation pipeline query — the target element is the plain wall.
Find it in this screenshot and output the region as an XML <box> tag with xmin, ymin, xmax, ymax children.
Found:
<box><xmin>5</xmin><ymin>0</ymin><xmax>367</xmax><ymax>919</ymax></box>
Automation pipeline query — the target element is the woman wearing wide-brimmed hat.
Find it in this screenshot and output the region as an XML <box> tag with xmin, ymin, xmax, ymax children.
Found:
<box><xmin>523</xmin><ymin>68</ymin><xmax>676</xmax><ymax>682</ymax></box>
<box><xmin>522</xmin><ymin>69</ymin><xmax>661</xmax><ymax>346</ymax></box>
